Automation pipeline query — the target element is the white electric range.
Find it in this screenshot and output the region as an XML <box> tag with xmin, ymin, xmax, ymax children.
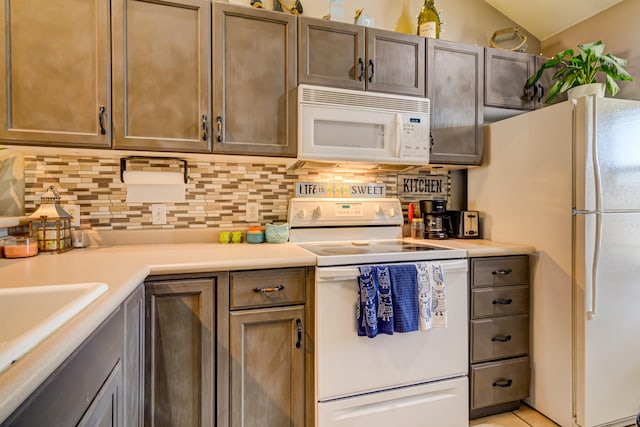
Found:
<box><xmin>288</xmin><ymin>198</ymin><xmax>469</xmax><ymax>427</ymax></box>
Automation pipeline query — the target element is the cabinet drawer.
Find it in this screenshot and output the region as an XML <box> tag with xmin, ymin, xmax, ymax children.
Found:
<box><xmin>471</xmin><ymin>315</ymin><xmax>529</xmax><ymax>363</ymax></box>
<box><xmin>471</xmin><ymin>356</ymin><xmax>530</xmax><ymax>410</ymax></box>
<box><xmin>471</xmin><ymin>285</ymin><xmax>529</xmax><ymax>318</ymax></box>
<box><xmin>471</xmin><ymin>256</ymin><xmax>529</xmax><ymax>287</ymax></box>
<box><xmin>231</xmin><ymin>268</ymin><xmax>305</xmax><ymax>309</ymax></box>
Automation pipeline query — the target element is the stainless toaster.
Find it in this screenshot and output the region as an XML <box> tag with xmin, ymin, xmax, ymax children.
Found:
<box><xmin>447</xmin><ymin>210</ymin><xmax>479</xmax><ymax>238</ymax></box>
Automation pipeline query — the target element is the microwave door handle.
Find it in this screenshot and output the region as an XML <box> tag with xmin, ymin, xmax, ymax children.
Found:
<box><xmin>395</xmin><ymin>113</ymin><xmax>402</xmax><ymax>158</ymax></box>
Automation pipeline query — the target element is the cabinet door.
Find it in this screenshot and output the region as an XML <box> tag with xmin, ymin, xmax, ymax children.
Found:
<box><xmin>3</xmin><ymin>307</ymin><xmax>124</xmax><ymax>427</ymax></box>
<box><xmin>298</xmin><ymin>16</ymin><xmax>365</xmax><ymax>90</ymax></box>
<box><xmin>365</xmin><ymin>28</ymin><xmax>425</xmax><ymax>97</ymax></box>
<box><xmin>0</xmin><ymin>0</ymin><xmax>110</xmax><ymax>147</ymax></box>
<box><xmin>112</xmin><ymin>0</ymin><xmax>211</xmax><ymax>153</ymax></box>
<box><xmin>427</xmin><ymin>39</ymin><xmax>484</xmax><ymax>165</ymax></box>
<box><xmin>145</xmin><ymin>277</ymin><xmax>216</xmax><ymax>427</ymax></box>
<box><xmin>485</xmin><ymin>48</ymin><xmax>536</xmax><ymax>110</ymax></box>
<box><xmin>123</xmin><ymin>284</ymin><xmax>144</xmax><ymax>427</ymax></box>
<box><xmin>230</xmin><ymin>306</ymin><xmax>305</xmax><ymax>427</ymax></box>
<box><xmin>213</xmin><ymin>4</ymin><xmax>297</xmax><ymax>157</ymax></box>
<box><xmin>533</xmin><ymin>55</ymin><xmax>567</xmax><ymax>108</ymax></box>
<box><xmin>77</xmin><ymin>361</ymin><xmax>123</xmax><ymax>427</ymax></box>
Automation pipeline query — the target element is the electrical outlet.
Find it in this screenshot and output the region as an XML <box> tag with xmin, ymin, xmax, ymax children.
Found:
<box><xmin>246</xmin><ymin>203</ymin><xmax>259</xmax><ymax>222</ymax></box>
<box><xmin>151</xmin><ymin>204</ymin><xmax>167</xmax><ymax>225</ymax></box>
<box><xmin>64</xmin><ymin>204</ymin><xmax>81</xmax><ymax>228</ymax></box>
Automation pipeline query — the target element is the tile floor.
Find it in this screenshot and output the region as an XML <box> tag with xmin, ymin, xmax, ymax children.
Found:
<box><xmin>470</xmin><ymin>404</ymin><xmax>559</xmax><ymax>426</ymax></box>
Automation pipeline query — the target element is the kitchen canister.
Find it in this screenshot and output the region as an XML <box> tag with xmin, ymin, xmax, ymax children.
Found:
<box><xmin>265</xmin><ymin>222</ymin><xmax>289</xmax><ymax>243</ymax></box>
<box><xmin>246</xmin><ymin>225</ymin><xmax>265</xmax><ymax>244</ymax></box>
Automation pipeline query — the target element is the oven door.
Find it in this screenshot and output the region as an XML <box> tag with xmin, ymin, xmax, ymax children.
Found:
<box><xmin>315</xmin><ymin>259</ymin><xmax>468</xmax><ymax>401</ymax></box>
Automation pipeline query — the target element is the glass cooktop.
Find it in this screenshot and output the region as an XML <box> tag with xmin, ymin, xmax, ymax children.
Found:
<box><xmin>296</xmin><ymin>240</ymin><xmax>450</xmax><ymax>257</ymax></box>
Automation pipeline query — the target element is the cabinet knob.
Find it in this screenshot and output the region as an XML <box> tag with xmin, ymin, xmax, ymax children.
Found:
<box><xmin>252</xmin><ymin>284</ymin><xmax>285</xmax><ymax>294</ymax></box>
<box><xmin>492</xmin><ymin>298</ymin><xmax>513</xmax><ymax>305</ymax></box>
<box><xmin>491</xmin><ymin>334</ymin><xmax>512</xmax><ymax>343</ymax></box>
<box><xmin>368</xmin><ymin>59</ymin><xmax>374</xmax><ymax>83</ymax></box>
<box><xmin>357</xmin><ymin>58</ymin><xmax>365</xmax><ymax>81</ymax></box>
<box><xmin>492</xmin><ymin>378</ymin><xmax>513</xmax><ymax>388</ymax></box>
<box><xmin>536</xmin><ymin>83</ymin><xmax>545</xmax><ymax>103</ymax></box>
<box><xmin>98</xmin><ymin>106</ymin><xmax>107</xmax><ymax>135</ymax></box>
<box><xmin>201</xmin><ymin>114</ymin><xmax>208</xmax><ymax>141</ymax></box>
<box><xmin>295</xmin><ymin>319</ymin><xmax>302</xmax><ymax>349</ymax></box>
<box><xmin>216</xmin><ymin>116</ymin><xmax>223</xmax><ymax>143</ymax></box>
<box><xmin>491</xmin><ymin>268</ymin><xmax>512</xmax><ymax>276</ymax></box>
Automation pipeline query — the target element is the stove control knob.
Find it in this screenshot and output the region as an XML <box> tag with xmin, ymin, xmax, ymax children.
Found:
<box><xmin>297</xmin><ymin>209</ymin><xmax>307</xmax><ymax>219</ymax></box>
<box><xmin>387</xmin><ymin>208</ymin><xmax>397</xmax><ymax>217</ymax></box>
<box><xmin>375</xmin><ymin>205</ymin><xmax>382</xmax><ymax>215</ymax></box>
<box><xmin>312</xmin><ymin>206</ymin><xmax>322</xmax><ymax>218</ymax></box>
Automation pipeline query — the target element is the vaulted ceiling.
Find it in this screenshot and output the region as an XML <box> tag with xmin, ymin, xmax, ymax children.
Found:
<box><xmin>483</xmin><ymin>0</ymin><xmax>623</xmax><ymax>40</ymax></box>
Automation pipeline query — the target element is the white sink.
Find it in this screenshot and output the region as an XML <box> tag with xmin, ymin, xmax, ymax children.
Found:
<box><xmin>0</xmin><ymin>282</ymin><xmax>109</xmax><ymax>373</ymax></box>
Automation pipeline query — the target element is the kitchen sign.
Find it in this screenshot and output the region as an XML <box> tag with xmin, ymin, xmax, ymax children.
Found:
<box><xmin>295</xmin><ymin>182</ymin><xmax>386</xmax><ymax>198</ymax></box>
<box><xmin>398</xmin><ymin>174</ymin><xmax>448</xmax><ymax>200</ymax></box>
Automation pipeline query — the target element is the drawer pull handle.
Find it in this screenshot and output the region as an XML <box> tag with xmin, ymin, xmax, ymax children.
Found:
<box><xmin>252</xmin><ymin>285</ymin><xmax>285</xmax><ymax>294</ymax></box>
<box><xmin>492</xmin><ymin>268</ymin><xmax>513</xmax><ymax>276</ymax></box>
<box><xmin>295</xmin><ymin>318</ymin><xmax>302</xmax><ymax>349</ymax></box>
<box><xmin>492</xmin><ymin>298</ymin><xmax>513</xmax><ymax>305</ymax></box>
<box><xmin>491</xmin><ymin>334</ymin><xmax>512</xmax><ymax>343</ymax></box>
<box><xmin>492</xmin><ymin>379</ymin><xmax>513</xmax><ymax>388</ymax></box>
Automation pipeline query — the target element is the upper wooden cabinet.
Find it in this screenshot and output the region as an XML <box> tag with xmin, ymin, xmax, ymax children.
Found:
<box><xmin>427</xmin><ymin>39</ymin><xmax>484</xmax><ymax>165</ymax></box>
<box><xmin>0</xmin><ymin>0</ymin><xmax>111</xmax><ymax>148</ymax></box>
<box><xmin>298</xmin><ymin>16</ymin><xmax>425</xmax><ymax>97</ymax></box>
<box><xmin>533</xmin><ymin>55</ymin><xmax>567</xmax><ymax>108</ymax></box>
<box><xmin>485</xmin><ymin>48</ymin><xmax>537</xmax><ymax>110</ymax></box>
<box><xmin>112</xmin><ymin>0</ymin><xmax>212</xmax><ymax>153</ymax></box>
<box><xmin>213</xmin><ymin>3</ymin><xmax>297</xmax><ymax>157</ymax></box>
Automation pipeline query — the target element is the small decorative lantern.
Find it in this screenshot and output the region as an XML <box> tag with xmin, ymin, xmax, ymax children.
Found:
<box><xmin>28</xmin><ymin>185</ymin><xmax>72</xmax><ymax>253</ymax></box>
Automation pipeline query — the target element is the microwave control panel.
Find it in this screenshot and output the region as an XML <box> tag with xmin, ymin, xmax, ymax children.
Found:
<box><xmin>398</xmin><ymin>113</ymin><xmax>430</xmax><ymax>161</ymax></box>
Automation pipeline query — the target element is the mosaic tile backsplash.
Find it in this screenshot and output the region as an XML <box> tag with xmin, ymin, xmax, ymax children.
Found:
<box><xmin>22</xmin><ymin>154</ymin><xmax>448</xmax><ymax>231</ymax></box>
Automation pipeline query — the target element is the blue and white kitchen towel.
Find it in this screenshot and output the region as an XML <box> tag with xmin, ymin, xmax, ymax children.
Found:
<box><xmin>356</xmin><ymin>262</ymin><xmax>446</xmax><ymax>338</ymax></box>
<box><xmin>416</xmin><ymin>262</ymin><xmax>447</xmax><ymax>329</ymax></box>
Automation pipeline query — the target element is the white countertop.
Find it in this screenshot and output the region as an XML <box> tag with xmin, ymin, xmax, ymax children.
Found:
<box><xmin>413</xmin><ymin>238</ymin><xmax>536</xmax><ymax>257</ymax></box>
<box><xmin>0</xmin><ymin>242</ymin><xmax>316</xmax><ymax>422</ymax></box>
<box><xmin>0</xmin><ymin>237</ymin><xmax>533</xmax><ymax>422</ymax></box>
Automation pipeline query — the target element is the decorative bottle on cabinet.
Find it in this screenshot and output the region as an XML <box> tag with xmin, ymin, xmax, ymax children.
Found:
<box><xmin>417</xmin><ymin>0</ymin><xmax>441</xmax><ymax>38</ymax></box>
<box><xmin>394</xmin><ymin>0</ymin><xmax>414</xmax><ymax>34</ymax></box>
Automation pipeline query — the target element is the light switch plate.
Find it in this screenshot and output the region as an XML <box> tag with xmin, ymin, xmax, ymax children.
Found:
<box><xmin>64</xmin><ymin>204</ymin><xmax>81</xmax><ymax>228</ymax></box>
<box><xmin>246</xmin><ymin>203</ymin><xmax>259</xmax><ymax>222</ymax></box>
<box><xmin>151</xmin><ymin>204</ymin><xmax>167</xmax><ymax>225</ymax></box>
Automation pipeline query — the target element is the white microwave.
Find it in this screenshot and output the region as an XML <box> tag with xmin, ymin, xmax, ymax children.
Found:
<box><xmin>297</xmin><ymin>84</ymin><xmax>431</xmax><ymax>167</ymax></box>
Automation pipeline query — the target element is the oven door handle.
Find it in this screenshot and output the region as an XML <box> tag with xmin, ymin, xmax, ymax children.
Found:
<box><xmin>317</xmin><ymin>268</ymin><xmax>361</xmax><ymax>282</ymax></box>
<box><xmin>316</xmin><ymin>260</ymin><xmax>468</xmax><ymax>282</ymax></box>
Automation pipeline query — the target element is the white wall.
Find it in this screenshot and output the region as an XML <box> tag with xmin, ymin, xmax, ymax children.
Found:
<box><xmin>541</xmin><ymin>0</ymin><xmax>640</xmax><ymax>100</ymax></box>
<box><xmin>224</xmin><ymin>0</ymin><xmax>541</xmax><ymax>53</ymax></box>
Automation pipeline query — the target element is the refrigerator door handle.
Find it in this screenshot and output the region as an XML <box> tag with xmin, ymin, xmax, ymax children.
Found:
<box><xmin>591</xmin><ymin>97</ymin><xmax>604</xmax><ymax>213</ymax></box>
<box><xmin>587</xmin><ymin>213</ymin><xmax>602</xmax><ymax>319</ymax></box>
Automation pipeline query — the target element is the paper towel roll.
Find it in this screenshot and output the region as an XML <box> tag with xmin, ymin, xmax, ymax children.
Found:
<box><xmin>123</xmin><ymin>171</ymin><xmax>186</xmax><ymax>203</ymax></box>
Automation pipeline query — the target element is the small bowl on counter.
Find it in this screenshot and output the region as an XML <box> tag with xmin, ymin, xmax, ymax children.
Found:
<box><xmin>2</xmin><ymin>236</ymin><xmax>39</xmax><ymax>258</ymax></box>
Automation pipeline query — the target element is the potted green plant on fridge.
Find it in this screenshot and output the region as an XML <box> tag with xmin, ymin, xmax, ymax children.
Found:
<box><xmin>526</xmin><ymin>40</ymin><xmax>633</xmax><ymax>103</ymax></box>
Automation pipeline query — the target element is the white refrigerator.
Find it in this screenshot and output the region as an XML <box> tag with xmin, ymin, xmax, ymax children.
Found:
<box><xmin>468</xmin><ymin>95</ymin><xmax>640</xmax><ymax>427</ymax></box>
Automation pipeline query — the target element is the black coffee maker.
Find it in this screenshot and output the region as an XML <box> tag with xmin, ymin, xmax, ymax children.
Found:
<box><xmin>420</xmin><ymin>199</ymin><xmax>448</xmax><ymax>239</ymax></box>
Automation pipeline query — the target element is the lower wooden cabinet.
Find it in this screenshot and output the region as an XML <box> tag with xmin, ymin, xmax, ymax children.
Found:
<box><xmin>2</xmin><ymin>284</ymin><xmax>144</xmax><ymax>427</ymax></box>
<box><xmin>469</xmin><ymin>255</ymin><xmax>531</xmax><ymax>419</ymax></box>
<box><xmin>228</xmin><ymin>268</ymin><xmax>311</xmax><ymax>427</ymax></box>
<box><xmin>230</xmin><ymin>306</ymin><xmax>305</xmax><ymax>427</ymax></box>
<box><xmin>144</xmin><ymin>273</ymin><xmax>228</xmax><ymax>427</ymax></box>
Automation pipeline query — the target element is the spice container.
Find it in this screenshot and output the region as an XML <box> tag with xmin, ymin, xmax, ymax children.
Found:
<box><xmin>3</xmin><ymin>236</ymin><xmax>39</xmax><ymax>258</ymax></box>
<box><xmin>410</xmin><ymin>218</ymin><xmax>425</xmax><ymax>239</ymax></box>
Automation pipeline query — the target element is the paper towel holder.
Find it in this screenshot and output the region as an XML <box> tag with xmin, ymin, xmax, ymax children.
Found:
<box><xmin>120</xmin><ymin>156</ymin><xmax>189</xmax><ymax>184</ymax></box>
